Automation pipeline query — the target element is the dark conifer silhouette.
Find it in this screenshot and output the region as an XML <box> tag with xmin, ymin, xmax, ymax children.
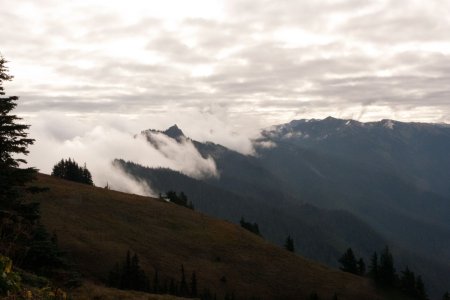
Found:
<box><xmin>108</xmin><ymin>250</ymin><xmax>150</xmax><ymax>292</ymax></box>
<box><xmin>240</xmin><ymin>217</ymin><xmax>261</xmax><ymax>236</ymax></box>
<box><xmin>415</xmin><ymin>276</ymin><xmax>428</xmax><ymax>300</ymax></box>
<box><xmin>153</xmin><ymin>269</ymin><xmax>159</xmax><ymax>293</ymax></box>
<box><xmin>284</xmin><ymin>235</ymin><xmax>295</xmax><ymax>252</ymax></box>
<box><xmin>357</xmin><ymin>258</ymin><xmax>366</xmax><ymax>276</ymax></box>
<box><xmin>338</xmin><ymin>248</ymin><xmax>358</xmax><ymax>274</ymax></box>
<box><xmin>378</xmin><ymin>246</ymin><xmax>396</xmax><ymax>287</ymax></box>
<box><xmin>52</xmin><ymin>158</ymin><xmax>93</xmax><ymax>185</ymax></box>
<box><xmin>0</xmin><ymin>56</ymin><xmax>74</xmax><ymax>284</ymax></box>
<box><xmin>191</xmin><ymin>271</ymin><xmax>198</xmax><ymax>297</ymax></box>
<box><xmin>179</xmin><ymin>264</ymin><xmax>189</xmax><ymax>296</ymax></box>
<box><xmin>369</xmin><ymin>252</ymin><xmax>379</xmax><ymax>281</ymax></box>
<box><xmin>0</xmin><ymin>54</ymin><xmax>37</xmax><ymax>241</ymax></box>
<box><xmin>400</xmin><ymin>266</ymin><xmax>416</xmax><ymax>296</ymax></box>
<box><xmin>169</xmin><ymin>278</ymin><xmax>177</xmax><ymax>295</ymax></box>
<box><xmin>0</xmin><ymin>55</ymin><xmax>36</xmax><ymax>212</ymax></box>
<box><xmin>165</xmin><ymin>190</ymin><xmax>194</xmax><ymax>209</ymax></box>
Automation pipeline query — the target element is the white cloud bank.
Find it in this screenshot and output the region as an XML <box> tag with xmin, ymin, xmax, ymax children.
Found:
<box><xmin>26</xmin><ymin>114</ymin><xmax>218</xmax><ymax>196</ymax></box>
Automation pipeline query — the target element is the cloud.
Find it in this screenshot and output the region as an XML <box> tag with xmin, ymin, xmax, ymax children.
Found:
<box><xmin>142</xmin><ymin>131</ymin><xmax>218</xmax><ymax>179</ymax></box>
<box><xmin>1</xmin><ymin>0</ymin><xmax>450</xmax><ymax>129</ymax></box>
<box><xmin>25</xmin><ymin>113</ymin><xmax>219</xmax><ymax>196</ymax></box>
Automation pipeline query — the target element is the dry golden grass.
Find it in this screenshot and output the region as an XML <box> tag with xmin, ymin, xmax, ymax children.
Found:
<box><xmin>30</xmin><ymin>174</ymin><xmax>389</xmax><ymax>300</ymax></box>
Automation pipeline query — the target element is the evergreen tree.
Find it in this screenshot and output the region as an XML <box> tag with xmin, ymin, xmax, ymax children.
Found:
<box><xmin>52</xmin><ymin>158</ymin><xmax>93</xmax><ymax>185</ymax></box>
<box><xmin>416</xmin><ymin>276</ymin><xmax>428</xmax><ymax>300</ymax></box>
<box><xmin>368</xmin><ymin>252</ymin><xmax>379</xmax><ymax>282</ymax></box>
<box><xmin>169</xmin><ymin>278</ymin><xmax>177</xmax><ymax>295</ymax></box>
<box><xmin>0</xmin><ymin>55</ymin><xmax>36</xmax><ymax>211</ymax></box>
<box><xmin>400</xmin><ymin>267</ymin><xmax>416</xmax><ymax>296</ymax></box>
<box><xmin>201</xmin><ymin>288</ymin><xmax>213</xmax><ymax>300</ymax></box>
<box><xmin>0</xmin><ymin>55</ymin><xmax>47</xmax><ymax>269</ymax></box>
<box><xmin>161</xmin><ymin>279</ymin><xmax>168</xmax><ymax>294</ymax></box>
<box><xmin>82</xmin><ymin>163</ymin><xmax>93</xmax><ymax>185</ymax></box>
<box><xmin>338</xmin><ymin>248</ymin><xmax>358</xmax><ymax>274</ymax></box>
<box><xmin>108</xmin><ymin>263</ymin><xmax>121</xmax><ymax>287</ymax></box>
<box><xmin>130</xmin><ymin>253</ymin><xmax>140</xmax><ymax>289</ymax></box>
<box><xmin>240</xmin><ymin>217</ymin><xmax>261</xmax><ymax>236</ymax></box>
<box><xmin>378</xmin><ymin>246</ymin><xmax>396</xmax><ymax>287</ymax></box>
<box><xmin>153</xmin><ymin>269</ymin><xmax>159</xmax><ymax>293</ymax></box>
<box><xmin>191</xmin><ymin>271</ymin><xmax>198</xmax><ymax>297</ymax></box>
<box><xmin>165</xmin><ymin>190</ymin><xmax>194</xmax><ymax>209</ymax></box>
<box><xmin>0</xmin><ymin>55</ymin><xmax>76</xmax><ymax>285</ymax></box>
<box><xmin>179</xmin><ymin>264</ymin><xmax>189</xmax><ymax>296</ymax></box>
<box><xmin>284</xmin><ymin>235</ymin><xmax>295</xmax><ymax>252</ymax></box>
<box><xmin>443</xmin><ymin>292</ymin><xmax>450</xmax><ymax>300</ymax></box>
<box><xmin>179</xmin><ymin>192</ymin><xmax>188</xmax><ymax>207</ymax></box>
<box><xmin>21</xmin><ymin>224</ymin><xmax>64</xmax><ymax>273</ymax></box>
<box><xmin>357</xmin><ymin>258</ymin><xmax>366</xmax><ymax>276</ymax></box>
<box><xmin>108</xmin><ymin>251</ymin><xmax>150</xmax><ymax>292</ymax></box>
<box><xmin>122</xmin><ymin>250</ymin><xmax>132</xmax><ymax>289</ymax></box>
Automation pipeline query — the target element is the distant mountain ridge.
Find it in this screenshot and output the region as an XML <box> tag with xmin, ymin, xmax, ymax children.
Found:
<box><xmin>257</xmin><ymin>117</ymin><xmax>450</xmax><ymax>198</ymax></box>
<box><xmin>119</xmin><ymin>117</ymin><xmax>450</xmax><ymax>299</ymax></box>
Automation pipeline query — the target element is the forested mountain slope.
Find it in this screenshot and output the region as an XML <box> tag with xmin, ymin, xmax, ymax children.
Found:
<box><xmin>121</xmin><ymin>119</ymin><xmax>450</xmax><ymax>298</ymax></box>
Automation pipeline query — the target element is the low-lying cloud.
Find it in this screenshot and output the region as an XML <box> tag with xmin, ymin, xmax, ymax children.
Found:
<box><xmin>25</xmin><ymin>113</ymin><xmax>219</xmax><ymax>196</ymax></box>
<box><xmin>142</xmin><ymin>131</ymin><xmax>218</xmax><ymax>179</ymax></box>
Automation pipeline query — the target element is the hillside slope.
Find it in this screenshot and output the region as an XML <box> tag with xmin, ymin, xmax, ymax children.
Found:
<box><xmin>30</xmin><ymin>174</ymin><xmax>387</xmax><ymax>300</ymax></box>
<box><xmin>118</xmin><ymin>161</ymin><xmax>388</xmax><ymax>267</ymax></box>
<box><xmin>124</xmin><ymin>122</ymin><xmax>450</xmax><ymax>298</ymax></box>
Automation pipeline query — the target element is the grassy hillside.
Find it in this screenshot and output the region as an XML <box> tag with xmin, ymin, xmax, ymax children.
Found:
<box><xmin>29</xmin><ymin>174</ymin><xmax>390</xmax><ymax>300</ymax></box>
<box><xmin>118</xmin><ymin>161</ymin><xmax>388</xmax><ymax>267</ymax></box>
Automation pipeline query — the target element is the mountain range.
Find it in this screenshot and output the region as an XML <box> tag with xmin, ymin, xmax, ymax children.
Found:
<box><xmin>117</xmin><ymin>117</ymin><xmax>450</xmax><ymax>299</ymax></box>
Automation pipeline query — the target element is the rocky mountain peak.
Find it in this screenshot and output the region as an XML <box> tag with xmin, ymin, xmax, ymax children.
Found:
<box><xmin>163</xmin><ymin>124</ymin><xmax>185</xmax><ymax>140</ymax></box>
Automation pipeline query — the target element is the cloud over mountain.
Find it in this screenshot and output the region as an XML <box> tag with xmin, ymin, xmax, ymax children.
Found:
<box><xmin>26</xmin><ymin>115</ymin><xmax>218</xmax><ymax>195</ymax></box>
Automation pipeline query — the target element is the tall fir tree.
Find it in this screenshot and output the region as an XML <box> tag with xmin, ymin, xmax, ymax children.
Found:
<box><xmin>284</xmin><ymin>235</ymin><xmax>295</xmax><ymax>252</ymax></box>
<box><xmin>400</xmin><ymin>267</ymin><xmax>416</xmax><ymax>296</ymax></box>
<box><xmin>378</xmin><ymin>246</ymin><xmax>396</xmax><ymax>287</ymax></box>
<box><xmin>0</xmin><ymin>55</ymin><xmax>36</xmax><ymax>210</ymax></box>
<box><xmin>416</xmin><ymin>276</ymin><xmax>428</xmax><ymax>300</ymax></box>
<box><xmin>0</xmin><ymin>55</ymin><xmax>39</xmax><ymax>260</ymax></box>
<box><xmin>179</xmin><ymin>264</ymin><xmax>189</xmax><ymax>296</ymax></box>
<box><xmin>369</xmin><ymin>252</ymin><xmax>379</xmax><ymax>282</ymax></box>
<box><xmin>338</xmin><ymin>248</ymin><xmax>358</xmax><ymax>274</ymax></box>
<box><xmin>153</xmin><ymin>269</ymin><xmax>159</xmax><ymax>293</ymax></box>
<box><xmin>357</xmin><ymin>258</ymin><xmax>366</xmax><ymax>276</ymax></box>
<box><xmin>108</xmin><ymin>251</ymin><xmax>149</xmax><ymax>292</ymax></box>
<box><xmin>191</xmin><ymin>271</ymin><xmax>197</xmax><ymax>297</ymax></box>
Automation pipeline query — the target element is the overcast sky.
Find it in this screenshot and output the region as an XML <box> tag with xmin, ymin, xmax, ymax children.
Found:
<box><xmin>1</xmin><ymin>0</ymin><xmax>450</xmax><ymax>139</ymax></box>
